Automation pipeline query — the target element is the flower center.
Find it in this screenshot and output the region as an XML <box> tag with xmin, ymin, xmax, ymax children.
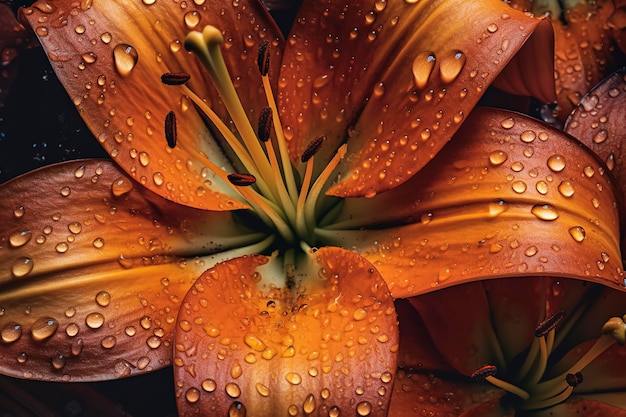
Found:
<box><xmin>471</xmin><ymin>287</ymin><xmax>626</xmax><ymax>411</ymax></box>
<box><xmin>162</xmin><ymin>25</ymin><xmax>346</xmax><ymax>252</ymax></box>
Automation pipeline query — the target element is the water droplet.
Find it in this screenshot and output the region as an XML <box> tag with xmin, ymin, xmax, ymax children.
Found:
<box><xmin>547</xmin><ymin>155</ymin><xmax>566</xmax><ymax>172</ymax></box>
<box><xmin>112</xmin><ymin>44</ymin><xmax>138</xmax><ymax>76</ymax></box>
<box><xmin>65</xmin><ymin>323</ymin><xmax>79</xmax><ymax>337</ymax></box>
<box><xmin>520</xmin><ymin>130</ymin><xmax>536</xmax><ymax>143</ymax></box>
<box><xmin>531</xmin><ymin>204</ymin><xmax>559</xmax><ymax>221</ymax></box>
<box><xmin>488</xmin><ymin>200</ymin><xmax>508</xmax><ymax>216</ymax></box>
<box><xmin>68</xmin><ymin>222</ymin><xmax>82</xmax><ymax>234</ymax></box>
<box><xmin>558</xmin><ymin>181</ymin><xmax>575</xmax><ymax>197</ymax></box>
<box><xmin>488</xmin><ymin>150</ymin><xmax>508</xmax><ymax>166</ymax></box>
<box><xmin>55</xmin><ymin>242</ymin><xmax>69</xmax><ymax>253</ymax></box>
<box><xmin>101</xmin><ymin>335</ymin><xmax>116</xmax><ymax>348</ymax></box>
<box><xmin>51</xmin><ymin>354</ymin><xmax>66</xmax><ymax>370</ymax></box>
<box><xmin>353</xmin><ymin>308</ymin><xmax>367</xmax><ymax>321</ymax></box>
<box><xmin>356</xmin><ymin>401</ymin><xmax>372</xmax><ymax>416</ymax></box>
<box><xmin>11</xmin><ymin>257</ymin><xmax>34</xmax><ymax>278</ymax></box>
<box><xmin>487</xmin><ymin>23</ymin><xmax>498</xmax><ymax>33</ymax></box>
<box><xmin>1</xmin><ymin>322</ymin><xmax>22</xmax><ymax>343</ymax></box>
<box><xmin>93</xmin><ymin>237</ymin><xmax>105</xmax><ymax>249</ymax></box>
<box><xmin>500</xmin><ymin>117</ymin><xmax>515</xmax><ymax>129</ymax></box>
<box><xmin>201</xmin><ymin>378</ymin><xmax>217</xmax><ymax>392</ymax></box>
<box><xmin>228</xmin><ymin>402</ymin><xmax>246</xmax><ymax>417</ymax></box>
<box><xmin>225</xmin><ymin>382</ymin><xmax>241</xmax><ymax>398</ymax></box>
<box><xmin>412</xmin><ymin>51</ymin><xmax>436</xmax><ymax>89</ymax></box>
<box><xmin>231</xmin><ymin>359</ymin><xmax>243</xmax><ymax>379</ymax></box>
<box><xmin>568</xmin><ymin>226</ymin><xmax>586</xmax><ymax>242</ymax></box>
<box><xmin>381</xmin><ymin>371</ymin><xmax>393</xmax><ymax>383</ymax></box>
<box><xmin>303</xmin><ymin>394</ymin><xmax>316</xmax><ymax>413</ymax></box>
<box><xmin>511</xmin><ymin>181</ymin><xmax>527</xmax><ymax>193</ymax></box>
<box><xmin>13</xmin><ymin>206</ymin><xmax>25</xmax><ymax>218</ymax></box>
<box><xmin>146</xmin><ymin>335</ymin><xmax>161</xmax><ymax>349</ymax></box>
<box><xmin>184</xmin><ymin>11</ymin><xmax>201</xmax><ymax>28</ymax></box>
<box><xmin>112</xmin><ymin>176</ymin><xmax>133</xmax><ymax>197</ymax></box>
<box><xmin>100</xmin><ymin>32</ymin><xmax>112</xmax><ymax>44</ymax></box>
<box><xmin>285</xmin><ymin>372</ymin><xmax>302</xmax><ymax>385</ymax></box>
<box><xmin>244</xmin><ymin>333</ymin><xmax>266</xmax><ymax>351</ymax></box>
<box><xmin>592</xmin><ymin>129</ymin><xmax>608</xmax><ymax>144</ymax></box>
<box><xmin>31</xmin><ymin>317</ymin><xmax>59</xmax><ymax>341</ymax></box>
<box><xmin>85</xmin><ymin>312</ymin><xmax>104</xmax><ymax>329</ymax></box>
<box><xmin>16</xmin><ymin>352</ymin><xmax>27</xmax><ymax>364</ymax></box>
<box><xmin>9</xmin><ymin>231</ymin><xmax>32</xmax><ymax>248</ymax></box>
<box><xmin>185</xmin><ymin>387</ymin><xmax>200</xmax><ymax>403</ymax></box>
<box><xmin>71</xmin><ymin>338</ymin><xmax>84</xmax><ymax>355</ymax></box>
<box><xmin>95</xmin><ymin>291</ymin><xmax>111</xmax><ymax>307</ymax></box>
<box><xmin>255</xmin><ymin>382</ymin><xmax>270</xmax><ymax>397</ymax></box>
<box><xmin>439</xmin><ymin>50</ymin><xmax>466</xmax><ymax>83</ymax></box>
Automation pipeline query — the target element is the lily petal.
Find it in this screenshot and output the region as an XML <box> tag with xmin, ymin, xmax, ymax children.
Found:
<box><xmin>173</xmin><ymin>247</ymin><xmax>398</xmax><ymax>416</ymax></box>
<box><xmin>20</xmin><ymin>0</ymin><xmax>283</xmax><ymax>210</ymax></box>
<box><xmin>565</xmin><ymin>68</ymin><xmax>626</xmax><ymax>229</ymax></box>
<box><xmin>279</xmin><ymin>0</ymin><xmax>554</xmax><ymax>197</ymax></box>
<box><xmin>321</xmin><ymin>107</ymin><xmax>622</xmax><ymax>297</ymax></box>
<box><xmin>532</xmin><ymin>398</ymin><xmax>626</xmax><ymax>417</ymax></box>
<box><xmin>0</xmin><ymin>160</ymin><xmax>264</xmax><ymax>380</ymax></box>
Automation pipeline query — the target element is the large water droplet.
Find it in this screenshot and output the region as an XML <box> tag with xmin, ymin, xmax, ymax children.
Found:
<box><xmin>302</xmin><ymin>394</ymin><xmax>316</xmax><ymax>413</ymax></box>
<box><xmin>112</xmin><ymin>44</ymin><xmax>138</xmax><ymax>76</ymax></box>
<box><xmin>228</xmin><ymin>402</ymin><xmax>246</xmax><ymax>417</ymax></box>
<box><xmin>31</xmin><ymin>317</ymin><xmax>59</xmax><ymax>341</ymax></box>
<box><xmin>11</xmin><ymin>257</ymin><xmax>34</xmax><ymax>278</ymax></box>
<box><xmin>9</xmin><ymin>231</ymin><xmax>32</xmax><ymax>248</ymax></box>
<box><xmin>531</xmin><ymin>204</ymin><xmax>559</xmax><ymax>221</ymax></box>
<box><xmin>412</xmin><ymin>51</ymin><xmax>436</xmax><ymax>90</ymax></box>
<box><xmin>568</xmin><ymin>226</ymin><xmax>586</xmax><ymax>242</ymax></box>
<box><xmin>185</xmin><ymin>387</ymin><xmax>200</xmax><ymax>403</ymax></box>
<box><xmin>439</xmin><ymin>50</ymin><xmax>466</xmax><ymax>83</ymax></box>
<box><xmin>95</xmin><ymin>291</ymin><xmax>111</xmax><ymax>307</ymax></box>
<box><xmin>85</xmin><ymin>312</ymin><xmax>105</xmax><ymax>329</ymax></box>
<box><xmin>225</xmin><ymin>382</ymin><xmax>241</xmax><ymax>398</ymax></box>
<box><xmin>356</xmin><ymin>401</ymin><xmax>372</xmax><ymax>416</ymax></box>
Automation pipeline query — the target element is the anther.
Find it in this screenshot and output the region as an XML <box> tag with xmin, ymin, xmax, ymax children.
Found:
<box><xmin>258</xmin><ymin>107</ymin><xmax>273</xmax><ymax>142</ymax></box>
<box><xmin>161</xmin><ymin>72</ymin><xmax>191</xmax><ymax>85</ymax></box>
<box><xmin>164</xmin><ymin>111</ymin><xmax>177</xmax><ymax>148</ymax></box>
<box><xmin>566</xmin><ymin>372</ymin><xmax>583</xmax><ymax>387</ymax></box>
<box><xmin>471</xmin><ymin>365</ymin><xmax>498</xmax><ymax>380</ymax></box>
<box><xmin>535</xmin><ymin>310</ymin><xmax>565</xmax><ymax>337</ymax></box>
<box><xmin>301</xmin><ymin>135</ymin><xmax>326</xmax><ymax>163</ymax></box>
<box><xmin>227</xmin><ymin>173</ymin><xmax>257</xmax><ymax>187</ymax></box>
<box><xmin>601</xmin><ymin>315</ymin><xmax>626</xmax><ymax>345</ymax></box>
<box><xmin>257</xmin><ymin>40</ymin><xmax>270</xmax><ymax>76</ymax></box>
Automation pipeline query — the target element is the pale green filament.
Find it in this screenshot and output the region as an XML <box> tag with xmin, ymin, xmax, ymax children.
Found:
<box><xmin>179</xmin><ymin>25</ymin><xmax>346</xmax><ymax>248</ymax></box>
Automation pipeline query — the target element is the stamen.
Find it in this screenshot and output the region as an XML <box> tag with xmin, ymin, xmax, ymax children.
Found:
<box><xmin>257</xmin><ymin>40</ymin><xmax>270</xmax><ymax>77</ymax></box>
<box><xmin>228</xmin><ymin>173</ymin><xmax>257</xmax><ymax>187</ymax></box>
<box><xmin>301</xmin><ymin>135</ymin><xmax>325</xmax><ymax>163</ymax></box>
<box><xmin>471</xmin><ymin>365</ymin><xmax>530</xmax><ymax>400</ymax></box>
<box><xmin>164</xmin><ymin>111</ymin><xmax>177</xmax><ymax>148</ymax></box>
<box><xmin>565</xmin><ymin>372</ymin><xmax>583</xmax><ymax>387</ymax></box>
<box><xmin>535</xmin><ymin>310</ymin><xmax>565</xmax><ymax>337</ymax></box>
<box><xmin>602</xmin><ymin>314</ymin><xmax>626</xmax><ymax>345</ymax></box>
<box><xmin>161</xmin><ymin>72</ymin><xmax>191</xmax><ymax>85</ymax></box>
<box><xmin>258</xmin><ymin>107</ymin><xmax>273</xmax><ymax>143</ymax></box>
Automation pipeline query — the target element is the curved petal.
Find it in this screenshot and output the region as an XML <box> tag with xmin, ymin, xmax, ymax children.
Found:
<box><xmin>533</xmin><ymin>398</ymin><xmax>626</xmax><ymax>417</ymax></box>
<box><xmin>565</xmin><ymin>68</ymin><xmax>626</xmax><ymax>228</ymax></box>
<box><xmin>173</xmin><ymin>247</ymin><xmax>398</xmax><ymax>416</ymax></box>
<box><xmin>321</xmin><ymin>107</ymin><xmax>623</xmax><ymax>297</ymax></box>
<box><xmin>0</xmin><ymin>160</ymin><xmax>264</xmax><ymax>381</ymax></box>
<box><xmin>548</xmin><ymin>1</ymin><xmax>619</xmax><ymax>121</ymax></box>
<box><xmin>279</xmin><ymin>0</ymin><xmax>555</xmax><ymax>197</ymax></box>
<box><xmin>20</xmin><ymin>0</ymin><xmax>283</xmax><ymax>210</ymax></box>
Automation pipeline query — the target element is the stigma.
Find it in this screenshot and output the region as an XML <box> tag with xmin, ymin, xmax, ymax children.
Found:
<box><xmin>161</xmin><ymin>25</ymin><xmax>347</xmax><ymax>250</ymax></box>
<box><xmin>471</xmin><ymin>302</ymin><xmax>626</xmax><ymax>411</ymax></box>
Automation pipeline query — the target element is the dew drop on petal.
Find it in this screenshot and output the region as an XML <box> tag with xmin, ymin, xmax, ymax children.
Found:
<box><xmin>31</xmin><ymin>317</ymin><xmax>59</xmax><ymax>341</ymax></box>
<box><xmin>568</xmin><ymin>226</ymin><xmax>586</xmax><ymax>242</ymax></box>
<box><xmin>95</xmin><ymin>291</ymin><xmax>111</xmax><ymax>307</ymax></box>
<box><xmin>531</xmin><ymin>204</ymin><xmax>559</xmax><ymax>221</ymax></box>
<box><xmin>547</xmin><ymin>155</ymin><xmax>566</xmax><ymax>172</ymax></box>
<box><xmin>356</xmin><ymin>401</ymin><xmax>372</xmax><ymax>416</ymax></box>
<box><xmin>412</xmin><ymin>51</ymin><xmax>436</xmax><ymax>90</ymax></box>
<box><xmin>439</xmin><ymin>50</ymin><xmax>466</xmax><ymax>83</ymax></box>
<box><xmin>112</xmin><ymin>44</ymin><xmax>138</xmax><ymax>76</ymax></box>
<box><xmin>185</xmin><ymin>387</ymin><xmax>200</xmax><ymax>403</ymax></box>
<box><xmin>85</xmin><ymin>312</ymin><xmax>104</xmax><ymax>329</ymax></box>
<box><xmin>9</xmin><ymin>231</ymin><xmax>32</xmax><ymax>248</ymax></box>
<box><xmin>11</xmin><ymin>257</ymin><xmax>34</xmax><ymax>278</ymax></box>
<box><xmin>1</xmin><ymin>322</ymin><xmax>22</xmax><ymax>343</ymax></box>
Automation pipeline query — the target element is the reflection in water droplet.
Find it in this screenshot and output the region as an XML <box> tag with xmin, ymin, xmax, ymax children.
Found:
<box><xmin>112</xmin><ymin>44</ymin><xmax>138</xmax><ymax>76</ymax></box>
<box><xmin>557</xmin><ymin>181</ymin><xmax>575</xmax><ymax>197</ymax></box>
<box><xmin>51</xmin><ymin>354</ymin><xmax>66</xmax><ymax>370</ymax></box>
<box><xmin>356</xmin><ymin>401</ymin><xmax>372</xmax><ymax>416</ymax></box>
<box><xmin>303</xmin><ymin>394</ymin><xmax>316</xmax><ymax>413</ymax></box>
<box><xmin>547</xmin><ymin>154</ymin><xmax>566</xmax><ymax>172</ymax></box>
<box><xmin>255</xmin><ymin>382</ymin><xmax>270</xmax><ymax>397</ymax></box>
<box><xmin>185</xmin><ymin>387</ymin><xmax>200</xmax><ymax>403</ymax></box>
<box><xmin>226</xmin><ymin>382</ymin><xmax>241</xmax><ymax>398</ymax></box>
<box><xmin>201</xmin><ymin>378</ymin><xmax>217</xmax><ymax>392</ymax></box>
<box><xmin>228</xmin><ymin>402</ymin><xmax>246</xmax><ymax>417</ymax></box>
<box><xmin>112</xmin><ymin>176</ymin><xmax>133</xmax><ymax>197</ymax></box>
<box><xmin>488</xmin><ymin>150</ymin><xmax>508</xmax><ymax>166</ymax></box>
<box><xmin>95</xmin><ymin>291</ymin><xmax>111</xmax><ymax>307</ymax></box>
<box><xmin>9</xmin><ymin>231</ymin><xmax>32</xmax><ymax>248</ymax></box>
<box><xmin>412</xmin><ymin>51</ymin><xmax>436</xmax><ymax>90</ymax></box>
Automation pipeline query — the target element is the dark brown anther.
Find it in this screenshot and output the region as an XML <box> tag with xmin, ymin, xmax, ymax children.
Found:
<box><xmin>161</xmin><ymin>72</ymin><xmax>191</xmax><ymax>85</ymax></box>
<box><xmin>471</xmin><ymin>365</ymin><xmax>498</xmax><ymax>381</ymax></box>
<box><xmin>566</xmin><ymin>372</ymin><xmax>583</xmax><ymax>387</ymax></box>
<box><xmin>257</xmin><ymin>40</ymin><xmax>270</xmax><ymax>76</ymax></box>
<box><xmin>535</xmin><ymin>310</ymin><xmax>565</xmax><ymax>337</ymax></box>
<box><xmin>165</xmin><ymin>111</ymin><xmax>177</xmax><ymax>148</ymax></box>
<box><xmin>258</xmin><ymin>107</ymin><xmax>273</xmax><ymax>142</ymax></box>
<box><xmin>227</xmin><ymin>173</ymin><xmax>257</xmax><ymax>186</ymax></box>
<box><xmin>301</xmin><ymin>135</ymin><xmax>326</xmax><ymax>163</ymax></box>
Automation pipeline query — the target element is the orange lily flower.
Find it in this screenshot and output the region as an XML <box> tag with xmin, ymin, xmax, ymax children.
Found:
<box><xmin>0</xmin><ymin>0</ymin><xmax>623</xmax><ymax>415</ymax></box>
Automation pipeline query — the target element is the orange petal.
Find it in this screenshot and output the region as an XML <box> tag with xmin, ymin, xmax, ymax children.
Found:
<box><xmin>550</xmin><ymin>1</ymin><xmax>620</xmax><ymax>121</ymax></box>
<box><xmin>565</xmin><ymin>68</ymin><xmax>626</xmax><ymax>230</ymax></box>
<box><xmin>279</xmin><ymin>0</ymin><xmax>554</xmax><ymax>197</ymax></box>
<box><xmin>20</xmin><ymin>0</ymin><xmax>282</xmax><ymax>210</ymax></box>
<box><xmin>533</xmin><ymin>398</ymin><xmax>626</xmax><ymax>416</ymax></box>
<box><xmin>173</xmin><ymin>248</ymin><xmax>398</xmax><ymax>416</ymax></box>
<box><xmin>0</xmin><ymin>160</ymin><xmax>264</xmax><ymax>381</ymax></box>
<box><xmin>323</xmin><ymin>107</ymin><xmax>622</xmax><ymax>297</ymax></box>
